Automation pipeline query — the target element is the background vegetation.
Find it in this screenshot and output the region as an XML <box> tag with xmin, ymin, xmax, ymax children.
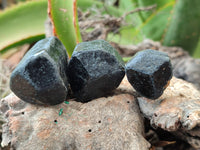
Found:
<box><xmin>1</xmin><ymin>0</ymin><xmax>200</xmax><ymax>58</ymax></box>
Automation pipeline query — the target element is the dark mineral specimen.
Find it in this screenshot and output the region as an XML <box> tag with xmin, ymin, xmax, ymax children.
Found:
<box><xmin>125</xmin><ymin>49</ymin><xmax>172</xmax><ymax>99</ymax></box>
<box><xmin>67</xmin><ymin>40</ymin><xmax>125</xmax><ymax>102</ymax></box>
<box><xmin>10</xmin><ymin>36</ymin><xmax>69</xmax><ymax>105</ymax></box>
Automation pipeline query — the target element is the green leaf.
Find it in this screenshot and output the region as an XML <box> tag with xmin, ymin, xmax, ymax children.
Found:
<box><xmin>49</xmin><ymin>0</ymin><xmax>82</xmax><ymax>57</ymax></box>
<box><xmin>112</xmin><ymin>0</ymin><xmax>175</xmax><ymax>45</ymax></box>
<box><xmin>48</xmin><ymin>0</ymin><xmax>124</xmax><ymax>57</ymax></box>
<box><xmin>136</xmin><ymin>0</ymin><xmax>174</xmax><ymax>21</ymax></box>
<box><xmin>119</xmin><ymin>0</ymin><xmax>135</xmax><ymax>11</ymax></box>
<box><xmin>1</xmin><ymin>0</ymin><xmax>123</xmax><ymax>56</ymax></box>
<box><xmin>122</xmin><ymin>56</ymin><xmax>132</xmax><ymax>63</ymax></box>
<box><xmin>193</xmin><ymin>38</ymin><xmax>200</xmax><ymax>58</ymax></box>
<box><xmin>119</xmin><ymin>0</ymin><xmax>143</xmax><ymax>24</ymax></box>
<box><xmin>0</xmin><ymin>0</ymin><xmax>47</xmax><ymax>55</ymax></box>
<box><xmin>106</xmin><ymin>0</ymin><xmax>144</xmax><ymax>45</ymax></box>
<box><xmin>139</xmin><ymin>2</ymin><xmax>174</xmax><ymax>41</ymax></box>
<box><xmin>78</xmin><ymin>0</ymin><xmax>122</xmax><ymax>17</ymax></box>
<box><xmin>107</xmin><ymin>25</ymin><xmax>143</xmax><ymax>45</ymax></box>
<box><xmin>163</xmin><ymin>0</ymin><xmax>200</xmax><ymax>54</ymax></box>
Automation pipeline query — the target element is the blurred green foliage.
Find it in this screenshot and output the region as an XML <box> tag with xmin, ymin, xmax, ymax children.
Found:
<box><xmin>0</xmin><ymin>0</ymin><xmax>200</xmax><ymax>57</ymax></box>
<box><xmin>0</xmin><ymin>0</ymin><xmax>47</xmax><ymax>55</ymax></box>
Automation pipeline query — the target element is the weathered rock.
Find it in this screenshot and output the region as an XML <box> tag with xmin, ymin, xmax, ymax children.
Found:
<box><xmin>67</xmin><ymin>39</ymin><xmax>125</xmax><ymax>102</ymax></box>
<box><xmin>0</xmin><ymin>59</ymin><xmax>11</xmax><ymax>100</ymax></box>
<box><xmin>0</xmin><ymin>77</ymin><xmax>150</xmax><ymax>150</ymax></box>
<box><xmin>125</xmin><ymin>49</ymin><xmax>172</xmax><ymax>99</ymax></box>
<box><xmin>173</xmin><ymin>57</ymin><xmax>200</xmax><ymax>89</ymax></box>
<box><xmin>137</xmin><ymin>77</ymin><xmax>200</xmax><ymax>149</ymax></box>
<box><xmin>10</xmin><ymin>36</ymin><xmax>69</xmax><ymax>105</ymax></box>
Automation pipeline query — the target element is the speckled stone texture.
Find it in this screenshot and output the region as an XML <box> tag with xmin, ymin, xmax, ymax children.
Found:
<box><xmin>0</xmin><ymin>77</ymin><xmax>150</xmax><ymax>150</ymax></box>
<box><xmin>67</xmin><ymin>40</ymin><xmax>125</xmax><ymax>102</ymax></box>
<box><xmin>125</xmin><ymin>49</ymin><xmax>172</xmax><ymax>99</ymax></box>
<box><xmin>10</xmin><ymin>36</ymin><xmax>69</xmax><ymax>105</ymax></box>
<box><xmin>137</xmin><ymin>77</ymin><xmax>200</xmax><ymax>149</ymax></box>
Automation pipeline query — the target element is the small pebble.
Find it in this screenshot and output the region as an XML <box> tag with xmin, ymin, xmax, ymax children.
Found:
<box><xmin>125</xmin><ymin>49</ymin><xmax>172</xmax><ymax>99</ymax></box>
<box><xmin>67</xmin><ymin>40</ymin><xmax>125</xmax><ymax>102</ymax></box>
<box><xmin>10</xmin><ymin>36</ymin><xmax>69</xmax><ymax>105</ymax></box>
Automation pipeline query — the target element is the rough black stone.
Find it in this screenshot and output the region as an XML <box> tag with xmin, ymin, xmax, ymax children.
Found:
<box><xmin>67</xmin><ymin>40</ymin><xmax>125</xmax><ymax>102</ymax></box>
<box><xmin>10</xmin><ymin>36</ymin><xmax>69</xmax><ymax>105</ymax></box>
<box><xmin>125</xmin><ymin>49</ymin><xmax>172</xmax><ymax>99</ymax></box>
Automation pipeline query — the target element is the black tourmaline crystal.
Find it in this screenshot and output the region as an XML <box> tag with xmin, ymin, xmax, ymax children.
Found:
<box><xmin>10</xmin><ymin>36</ymin><xmax>69</xmax><ymax>105</ymax></box>
<box><xmin>125</xmin><ymin>49</ymin><xmax>172</xmax><ymax>99</ymax></box>
<box><xmin>67</xmin><ymin>40</ymin><xmax>125</xmax><ymax>102</ymax></box>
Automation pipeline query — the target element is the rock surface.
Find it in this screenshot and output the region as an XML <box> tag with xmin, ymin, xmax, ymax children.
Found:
<box><xmin>126</xmin><ymin>49</ymin><xmax>172</xmax><ymax>99</ymax></box>
<box><xmin>2</xmin><ymin>74</ymin><xmax>200</xmax><ymax>149</ymax></box>
<box><xmin>0</xmin><ymin>77</ymin><xmax>150</xmax><ymax>150</ymax></box>
<box><xmin>68</xmin><ymin>40</ymin><xmax>125</xmax><ymax>102</ymax></box>
<box><xmin>137</xmin><ymin>77</ymin><xmax>200</xmax><ymax>149</ymax></box>
<box><xmin>10</xmin><ymin>36</ymin><xmax>69</xmax><ymax>105</ymax></box>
